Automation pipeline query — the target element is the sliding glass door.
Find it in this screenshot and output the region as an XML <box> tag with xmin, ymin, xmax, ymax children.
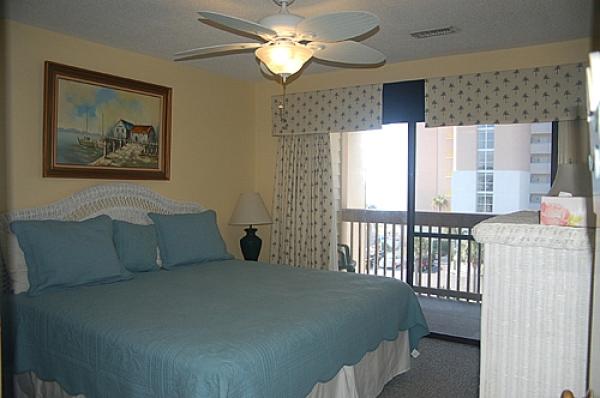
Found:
<box><xmin>332</xmin><ymin>123</ymin><xmax>409</xmax><ymax>279</ymax></box>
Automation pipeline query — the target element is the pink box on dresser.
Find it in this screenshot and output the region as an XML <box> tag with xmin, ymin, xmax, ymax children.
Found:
<box><xmin>540</xmin><ymin>196</ymin><xmax>593</xmax><ymax>227</ymax></box>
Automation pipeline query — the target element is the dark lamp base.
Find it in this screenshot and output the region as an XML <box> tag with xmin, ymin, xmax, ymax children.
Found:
<box><xmin>240</xmin><ymin>227</ymin><xmax>262</xmax><ymax>261</ymax></box>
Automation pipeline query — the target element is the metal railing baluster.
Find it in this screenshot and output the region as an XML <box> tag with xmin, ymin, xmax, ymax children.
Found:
<box><xmin>350</xmin><ymin>221</ymin><xmax>354</xmax><ymax>269</ymax></box>
<box><xmin>446</xmin><ymin>232</ymin><xmax>452</xmax><ymax>299</ymax></box>
<box><xmin>358</xmin><ymin>222</ymin><xmax>363</xmax><ymax>274</ymax></box>
<box><xmin>457</xmin><ymin>228</ymin><xmax>462</xmax><ymax>294</ymax></box>
<box><xmin>417</xmin><ymin>224</ymin><xmax>423</xmax><ymax>287</ymax></box>
<box><xmin>436</xmin><ymin>228</ymin><xmax>441</xmax><ymax>292</ymax></box>
<box><xmin>467</xmin><ymin>227</ymin><xmax>472</xmax><ymax>301</ymax></box>
<box><xmin>392</xmin><ymin>224</ymin><xmax>396</xmax><ymax>280</ymax></box>
<box><xmin>373</xmin><ymin>223</ymin><xmax>379</xmax><ymax>275</ymax></box>
<box><xmin>400</xmin><ymin>224</ymin><xmax>405</xmax><ymax>281</ymax></box>
<box><xmin>383</xmin><ymin>223</ymin><xmax>388</xmax><ymax>277</ymax></box>
<box><xmin>427</xmin><ymin>224</ymin><xmax>432</xmax><ymax>293</ymax></box>
<box><xmin>366</xmin><ymin>223</ymin><xmax>371</xmax><ymax>275</ymax></box>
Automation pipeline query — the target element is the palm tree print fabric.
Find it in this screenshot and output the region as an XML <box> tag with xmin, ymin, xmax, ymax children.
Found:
<box><xmin>271</xmin><ymin>84</ymin><xmax>382</xmax><ymax>135</ymax></box>
<box><xmin>425</xmin><ymin>63</ymin><xmax>586</xmax><ymax>128</ymax></box>
<box><xmin>270</xmin><ymin>133</ymin><xmax>336</xmax><ymax>270</ymax></box>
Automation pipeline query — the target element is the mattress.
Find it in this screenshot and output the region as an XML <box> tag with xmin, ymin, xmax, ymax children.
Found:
<box><xmin>6</xmin><ymin>260</ymin><xmax>428</xmax><ymax>398</ymax></box>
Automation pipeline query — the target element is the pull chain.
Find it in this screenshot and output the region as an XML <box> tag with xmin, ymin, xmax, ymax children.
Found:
<box><xmin>278</xmin><ymin>76</ymin><xmax>288</xmax><ymax>130</ymax></box>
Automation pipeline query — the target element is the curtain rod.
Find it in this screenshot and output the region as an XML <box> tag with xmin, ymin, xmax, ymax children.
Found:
<box><xmin>272</xmin><ymin>131</ymin><xmax>333</xmax><ymax>137</ymax></box>
<box><xmin>272</xmin><ymin>127</ymin><xmax>385</xmax><ymax>137</ymax></box>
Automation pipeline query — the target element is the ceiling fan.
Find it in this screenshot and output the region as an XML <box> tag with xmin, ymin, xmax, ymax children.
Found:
<box><xmin>174</xmin><ymin>0</ymin><xmax>385</xmax><ymax>83</ymax></box>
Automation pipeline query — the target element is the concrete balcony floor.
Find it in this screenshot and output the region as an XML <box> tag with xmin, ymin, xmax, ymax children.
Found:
<box><xmin>418</xmin><ymin>295</ymin><xmax>481</xmax><ymax>341</ymax></box>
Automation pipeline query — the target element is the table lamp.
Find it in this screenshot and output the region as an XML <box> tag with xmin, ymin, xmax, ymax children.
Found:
<box><xmin>548</xmin><ymin>162</ymin><xmax>592</xmax><ymax>197</ymax></box>
<box><xmin>229</xmin><ymin>192</ymin><xmax>272</xmax><ymax>261</ymax></box>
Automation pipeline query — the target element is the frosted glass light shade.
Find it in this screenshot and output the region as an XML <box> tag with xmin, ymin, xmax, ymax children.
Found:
<box><xmin>229</xmin><ymin>193</ymin><xmax>272</xmax><ymax>226</ymax></box>
<box><xmin>256</xmin><ymin>42</ymin><xmax>313</xmax><ymax>78</ymax></box>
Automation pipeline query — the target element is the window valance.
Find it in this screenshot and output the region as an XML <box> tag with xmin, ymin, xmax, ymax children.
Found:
<box><xmin>425</xmin><ymin>63</ymin><xmax>587</xmax><ymax>127</ymax></box>
<box><xmin>271</xmin><ymin>84</ymin><xmax>382</xmax><ymax>136</ymax></box>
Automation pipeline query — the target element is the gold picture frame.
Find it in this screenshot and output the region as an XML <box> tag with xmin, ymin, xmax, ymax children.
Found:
<box><xmin>43</xmin><ymin>61</ymin><xmax>172</xmax><ymax>180</ymax></box>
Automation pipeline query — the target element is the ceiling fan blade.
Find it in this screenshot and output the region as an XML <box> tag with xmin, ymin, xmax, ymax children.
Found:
<box><xmin>174</xmin><ymin>43</ymin><xmax>262</xmax><ymax>61</ymax></box>
<box><xmin>296</xmin><ymin>11</ymin><xmax>379</xmax><ymax>42</ymax></box>
<box><xmin>198</xmin><ymin>11</ymin><xmax>277</xmax><ymax>40</ymax></box>
<box><xmin>311</xmin><ymin>41</ymin><xmax>385</xmax><ymax>65</ymax></box>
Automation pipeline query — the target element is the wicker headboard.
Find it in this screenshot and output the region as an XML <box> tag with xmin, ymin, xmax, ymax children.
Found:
<box><xmin>0</xmin><ymin>183</ymin><xmax>205</xmax><ymax>293</ymax></box>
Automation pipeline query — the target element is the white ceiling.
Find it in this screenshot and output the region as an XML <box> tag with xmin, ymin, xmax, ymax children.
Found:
<box><xmin>3</xmin><ymin>0</ymin><xmax>593</xmax><ymax>81</ymax></box>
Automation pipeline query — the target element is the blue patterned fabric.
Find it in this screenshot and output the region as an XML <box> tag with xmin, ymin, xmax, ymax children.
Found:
<box><xmin>7</xmin><ymin>260</ymin><xmax>429</xmax><ymax>398</ymax></box>
<box><xmin>10</xmin><ymin>215</ymin><xmax>131</xmax><ymax>296</ymax></box>
<box><xmin>149</xmin><ymin>211</ymin><xmax>233</xmax><ymax>268</ymax></box>
<box><xmin>113</xmin><ymin>220</ymin><xmax>159</xmax><ymax>272</ymax></box>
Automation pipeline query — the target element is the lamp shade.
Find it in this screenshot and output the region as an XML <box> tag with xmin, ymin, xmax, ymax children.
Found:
<box><xmin>548</xmin><ymin>163</ymin><xmax>593</xmax><ymax>197</ymax></box>
<box><xmin>229</xmin><ymin>192</ymin><xmax>272</xmax><ymax>226</ymax></box>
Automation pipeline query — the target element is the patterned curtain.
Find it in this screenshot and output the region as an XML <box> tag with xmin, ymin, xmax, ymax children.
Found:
<box><xmin>271</xmin><ymin>84</ymin><xmax>383</xmax><ymax>135</ymax></box>
<box><xmin>270</xmin><ymin>133</ymin><xmax>336</xmax><ymax>270</ymax></box>
<box><xmin>425</xmin><ymin>63</ymin><xmax>587</xmax><ymax>127</ymax></box>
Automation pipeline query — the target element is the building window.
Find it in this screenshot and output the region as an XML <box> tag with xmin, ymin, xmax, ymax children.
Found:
<box><xmin>530</xmin><ymin>174</ymin><xmax>550</xmax><ymax>184</ymax></box>
<box><xmin>477</xmin><ymin>172</ymin><xmax>494</xmax><ymax>191</ymax></box>
<box><xmin>476</xmin><ymin>192</ymin><xmax>494</xmax><ymax>213</ymax></box>
<box><xmin>530</xmin><ymin>193</ymin><xmax>543</xmax><ymax>204</ymax></box>
<box><xmin>477</xmin><ymin>125</ymin><xmax>495</xmax><ymax>149</ymax></box>
<box><xmin>476</xmin><ymin>125</ymin><xmax>495</xmax><ymax>213</ymax></box>
<box><xmin>477</xmin><ymin>151</ymin><xmax>494</xmax><ymax>170</ymax></box>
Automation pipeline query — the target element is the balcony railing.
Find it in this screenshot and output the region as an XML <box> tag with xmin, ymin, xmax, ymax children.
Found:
<box><xmin>338</xmin><ymin>209</ymin><xmax>494</xmax><ymax>302</ymax></box>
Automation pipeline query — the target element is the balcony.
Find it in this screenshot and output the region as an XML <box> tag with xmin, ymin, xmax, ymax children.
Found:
<box><xmin>338</xmin><ymin>209</ymin><xmax>493</xmax><ymax>340</ymax></box>
<box><xmin>530</xmin><ymin>142</ymin><xmax>552</xmax><ymax>154</ymax></box>
<box><xmin>529</xmin><ymin>182</ymin><xmax>551</xmax><ymax>194</ymax></box>
<box><xmin>529</xmin><ymin>162</ymin><xmax>551</xmax><ymax>174</ymax></box>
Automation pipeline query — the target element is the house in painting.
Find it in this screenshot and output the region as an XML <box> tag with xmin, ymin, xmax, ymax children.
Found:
<box><xmin>109</xmin><ymin>120</ymin><xmax>156</xmax><ymax>144</ymax></box>
<box><xmin>130</xmin><ymin>125</ymin><xmax>157</xmax><ymax>144</ymax></box>
<box><xmin>110</xmin><ymin>119</ymin><xmax>134</xmax><ymax>140</ymax></box>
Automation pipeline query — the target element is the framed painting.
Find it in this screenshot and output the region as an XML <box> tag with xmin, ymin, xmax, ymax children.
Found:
<box><xmin>43</xmin><ymin>61</ymin><xmax>171</xmax><ymax>180</ymax></box>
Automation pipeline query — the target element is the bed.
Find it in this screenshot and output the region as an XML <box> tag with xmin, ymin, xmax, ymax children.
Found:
<box><xmin>0</xmin><ymin>183</ymin><xmax>429</xmax><ymax>398</ymax></box>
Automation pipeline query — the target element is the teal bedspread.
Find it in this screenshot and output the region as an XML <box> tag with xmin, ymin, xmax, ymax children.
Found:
<box><xmin>7</xmin><ymin>260</ymin><xmax>428</xmax><ymax>398</ymax></box>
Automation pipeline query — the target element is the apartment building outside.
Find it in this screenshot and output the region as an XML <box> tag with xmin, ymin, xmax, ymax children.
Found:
<box><xmin>446</xmin><ymin>122</ymin><xmax>553</xmax><ymax>214</ymax></box>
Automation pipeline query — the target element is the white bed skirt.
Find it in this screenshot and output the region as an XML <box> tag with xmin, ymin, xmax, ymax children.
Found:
<box><xmin>13</xmin><ymin>331</ymin><xmax>411</xmax><ymax>398</ymax></box>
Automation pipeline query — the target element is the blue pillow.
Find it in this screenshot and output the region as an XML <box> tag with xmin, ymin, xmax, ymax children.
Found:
<box><xmin>113</xmin><ymin>220</ymin><xmax>159</xmax><ymax>272</ymax></box>
<box><xmin>148</xmin><ymin>211</ymin><xmax>233</xmax><ymax>268</ymax></box>
<box><xmin>10</xmin><ymin>215</ymin><xmax>131</xmax><ymax>296</ymax></box>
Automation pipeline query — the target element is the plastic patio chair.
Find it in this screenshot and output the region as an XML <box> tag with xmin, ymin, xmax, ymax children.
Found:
<box><xmin>337</xmin><ymin>243</ymin><xmax>356</xmax><ymax>272</ymax></box>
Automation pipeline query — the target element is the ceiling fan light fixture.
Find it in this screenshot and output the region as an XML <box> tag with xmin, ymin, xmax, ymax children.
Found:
<box><xmin>256</xmin><ymin>41</ymin><xmax>313</xmax><ymax>79</ymax></box>
<box><xmin>177</xmin><ymin>1</ymin><xmax>385</xmax><ymax>82</ymax></box>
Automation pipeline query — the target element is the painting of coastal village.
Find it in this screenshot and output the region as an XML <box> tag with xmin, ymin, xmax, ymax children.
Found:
<box><xmin>55</xmin><ymin>78</ymin><xmax>162</xmax><ymax>170</ymax></box>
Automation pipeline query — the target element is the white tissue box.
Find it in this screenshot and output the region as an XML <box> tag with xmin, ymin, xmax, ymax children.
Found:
<box><xmin>540</xmin><ymin>196</ymin><xmax>593</xmax><ymax>227</ymax></box>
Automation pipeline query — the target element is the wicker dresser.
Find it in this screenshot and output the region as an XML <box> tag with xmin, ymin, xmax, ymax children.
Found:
<box><xmin>472</xmin><ymin>211</ymin><xmax>593</xmax><ymax>398</ymax></box>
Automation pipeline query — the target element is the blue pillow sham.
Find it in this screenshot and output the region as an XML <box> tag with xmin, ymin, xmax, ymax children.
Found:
<box><xmin>10</xmin><ymin>215</ymin><xmax>131</xmax><ymax>296</ymax></box>
<box><xmin>113</xmin><ymin>220</ymin><xmax>159</xmax><ymax>272</ymax></box>
<box><xmin>148</xmin><ymin>211</ymin><xmax>233</xmax><ymax>269</ymax></box>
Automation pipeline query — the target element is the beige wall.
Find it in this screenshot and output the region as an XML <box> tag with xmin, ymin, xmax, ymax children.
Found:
<box><xmin>495</xmin><ymin>124</ymin><xmax>532</xmax><ymax>171</ymax></box>
<box><xmin>454</xmin><ymin>126</ymin><xmax>478</xmax><ymax>171</ymax></box>
<box><xmin>3</xmin><ymin>20</ymin><xmax>256</xmax><ymax>257</ymax></box>
<box><xmin>454</xmin><ymin>124</ymin><xmax>532</xmax><ymax>172</ymax></box>
<box><xmin>415</xmin><ymin>125</ymin><xmax>454</xmax><ymax>211</ymax></box>
<box><xmin>253</xmin><ymin>38</ymin><xmax>589</xmax><ymax>258</ymax></box>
